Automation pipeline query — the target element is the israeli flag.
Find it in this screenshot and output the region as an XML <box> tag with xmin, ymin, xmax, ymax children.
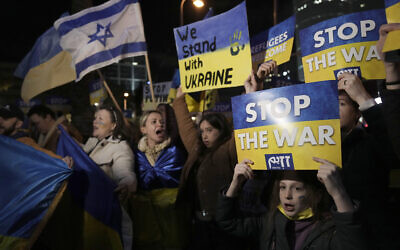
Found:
<box><xmin>54</xmin><ymin>0</ymin><xmax>147</xmax><ymax>81</ymax></box>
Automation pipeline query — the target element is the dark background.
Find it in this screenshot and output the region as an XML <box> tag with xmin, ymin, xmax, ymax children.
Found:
<box><xmin>0</xmin><ymin>0</ymin><xmax>292</xmax><ymax>83</ymax></box>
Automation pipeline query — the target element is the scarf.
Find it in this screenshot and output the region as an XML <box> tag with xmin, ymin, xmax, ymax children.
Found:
<box><xmin>138</xmin><ymin>136</ymin><xmax>171</xmax><ymax>166</ymax></box>
<box><xmin>277</xmin><ymin>204</ymin><xmax>313</xmax><ymax>221</ymax></box>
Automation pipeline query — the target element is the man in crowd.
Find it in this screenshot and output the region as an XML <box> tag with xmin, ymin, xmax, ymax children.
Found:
<box><xmin>0</xmin><ymin>104</ymin><xmax>28</xmax><ymax>139</ymax></box>
<box><xmin>27</xmin><ymin>104</ymin><xmax>83</xmax><ymax>153</ymax></box>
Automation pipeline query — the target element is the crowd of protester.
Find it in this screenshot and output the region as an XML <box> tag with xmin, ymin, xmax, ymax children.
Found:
<box><xmin>1</xmin><ymin>23</ymin><xmax>400</xmax><ymax>250</ymax></box>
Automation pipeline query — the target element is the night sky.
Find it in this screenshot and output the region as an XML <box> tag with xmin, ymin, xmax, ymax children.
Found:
<box><xmin>1</xmin><ymin>0</ymin><xmax>291</xmax><ymax>82</ymax></box>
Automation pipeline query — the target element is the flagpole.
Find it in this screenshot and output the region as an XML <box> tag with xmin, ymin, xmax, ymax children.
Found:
<box><xmin>96</xmin><ymin>70</ymin><xmax>133</xmax><ymax>126</ymax></box>
<box><xmin>96</xmin><ymin>70</ymin><xmax>123</xmax><ymax>113</ymax></box>
<box><xmin>144</xmin><ymin>53</ymin><xmax>156</xmax><ymax>103</ymax></box>
<box><xmin>202</xmin><ymin>91</ymin><xmax>207</xmax><ymax>112</ymax></box>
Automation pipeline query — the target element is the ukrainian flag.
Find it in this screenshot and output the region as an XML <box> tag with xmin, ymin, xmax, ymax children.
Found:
<box><xmin>14</xmin><ymin>13</ymin><xmax>76</xmax><ymax>103</ymax></box>
<box><xmin>0</xmin><ymin>135</ymin><xmax>72</xmax><ymax>249</ymax></box>
<box><xmin>32</xmin><ymin>126</ymin><xmax>124</xmax><ymax>249</ymax></box>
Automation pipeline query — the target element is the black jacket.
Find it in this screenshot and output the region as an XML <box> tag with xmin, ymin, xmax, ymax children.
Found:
<box><xmin>216</xmin><ymin>193</ymin><xmax>366</xmax><ymax>250</ymax></box>
<box><xmin>341</xmin><ymin>104</ymin><xmax>399</xmax><ymax>250</ymax></box>
<box><xmin>381</xmin><ymin>88</ymin><xmax>400</xmax><ymax>160</ymax></box>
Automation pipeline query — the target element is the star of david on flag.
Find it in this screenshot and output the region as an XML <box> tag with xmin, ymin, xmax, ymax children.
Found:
<box><xmin>88</xmin><ymin>23</ymin><xmax>114</xmax><ymax>46</ymax></box>
<box><xmin>54</xmin><ymin>0</ymin><xmax>147</xmax><ymax>81</ymax></box>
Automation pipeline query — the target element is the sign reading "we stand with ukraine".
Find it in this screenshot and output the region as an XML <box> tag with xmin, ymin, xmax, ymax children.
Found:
<box><xmin>231</xmin><ymin>82</ymin><xmax>341</xmax><ymax>170</ymax></box>
<box><xmin>173</xmin><ymin>2</ymin><xmax>252</xmax><ymax>93</ymax></box>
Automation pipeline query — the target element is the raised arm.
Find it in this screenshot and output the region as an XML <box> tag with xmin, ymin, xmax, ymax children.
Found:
<box><xmin>313</xmin><ymin>157</ymin><xmax>354</xmax><ymax>213</ymax></box>
<box><xmin>226</xmin><ymin>159</ymin><xmax>254</xmax><ymax>197</ymax></box>
<box><xmin>216</xmin><ymin>159</ymin><xmax>262</xmax><ymax>239</ymax></box>
<box><xmin>244</xmin><ymin>60</ymin><xmax>277</xmax><ymax>94</ymax></box>
<box><xmin>172</xmin><ymin>88</ymin><xmax>202</xmax><ymax>153</ymax></box>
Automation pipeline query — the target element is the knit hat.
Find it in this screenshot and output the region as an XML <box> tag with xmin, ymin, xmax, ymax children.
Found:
<box><xmin>277</xmin><ymin>170</ymin><xmax>323</xmax><ymax>189</ymax></box>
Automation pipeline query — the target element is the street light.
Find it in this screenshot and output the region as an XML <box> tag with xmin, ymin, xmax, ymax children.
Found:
<box><xmin>180</xmin><ymin>0</ymin><xmax>205</xmax><ymax>26</ymax></box>
<box><xmin>123</xmin><ymin>92</ymin><xmax>129</xmax><ymax>110</ymax></box>
<box><xmin>193</xmin><ymin>0</ymin><xmax>204</xmax><ymax>8</ymax></box>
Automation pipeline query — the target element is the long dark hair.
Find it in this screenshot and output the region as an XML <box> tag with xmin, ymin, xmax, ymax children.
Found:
<box><xmin>198</xmin><ymin>112</ymin><xmax>231</xmax><ymax>153</ymax></box>
<box><xmin>96</xmin><ymin>104</ymin><xmax>127</xmax><ymax>140</ymax></box>
<box><xmin>267</xmin><ymin>170</ymin><xmax>329</xmax><ymax>223</ymax></box>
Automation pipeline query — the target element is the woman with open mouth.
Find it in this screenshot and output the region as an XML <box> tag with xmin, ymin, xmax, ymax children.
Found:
<box><xmin>128</xmin><ymin>110</ymin><xmax>187</xmax><ymax>249</ymax></box>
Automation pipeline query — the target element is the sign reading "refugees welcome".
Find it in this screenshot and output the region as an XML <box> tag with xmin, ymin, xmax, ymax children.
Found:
<box><xmin>173</xmin><ymin>2</ymin><xmax>252</xmax><ymax>93</ymax></box>
<box><xmin>231</xmin><ymin>81</ymin><xmax>341</xmax><ymax>170</ymax></box>
<box><xmin>299</xmin><ymin>9</ymin><xmax>387</xmax><ymax>82</ymax></box>
<box><xmin>251</xmin><ymin>15</ymin><xmax>295</xmax><ymax>71</ymax></box>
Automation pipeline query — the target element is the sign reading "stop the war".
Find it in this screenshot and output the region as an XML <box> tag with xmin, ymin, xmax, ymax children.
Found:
<box><xmin>231</xmin><ymin>81</ymin><xmax>341</xmax><ymax>170</ymax></box>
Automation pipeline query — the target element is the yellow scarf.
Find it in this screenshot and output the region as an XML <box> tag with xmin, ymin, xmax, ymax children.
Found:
<box><xmin>277</xmin><ymin>204</ymin><xmax>313</xmax><ymax>221</ymax></box>
<box><xmin>138</xmin><ymin>136</ymin><xmax>171</xmax><ymax>166</ymax></box>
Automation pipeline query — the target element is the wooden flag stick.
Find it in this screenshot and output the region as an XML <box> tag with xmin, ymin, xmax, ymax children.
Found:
<box><xmin>97</xmin><ymin>69</ymin><xmax>123</xmax><ymax>113</ymax></box>
<box><xmin>202</xmin><ymin>91</ymin><xmax>207</xmax><ymax>112</ymax></box>
<box><xmin>144</xmin><ymin>53</ymin><xmax>156</xmax><ymax>103</ymax></box>
<box><xmin>96</xmin><ymin>69</ymin><xmax>131</xmax><ymax>128</ymax></box>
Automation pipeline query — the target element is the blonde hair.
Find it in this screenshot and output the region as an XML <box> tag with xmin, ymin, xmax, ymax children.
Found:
<box><xmin>139</xmin><ymin>110</ymin><xmax>162</xmax><ymax>128</ymax></box>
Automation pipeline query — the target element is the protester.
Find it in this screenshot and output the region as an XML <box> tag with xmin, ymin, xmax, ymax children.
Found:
<box><xmin>376</xmin><ymin>23</ymin><xmax>400</xmax><ymax>160</ymax></box>
<box><xmin>337</xmin><ymin>72</ymin><xmax>400</xmax><ymax>249</ymax></box>
<box><xmin>0</xmin><ymin>104</ymin><xmax>73</xmax><ymax>167</ymax></box>
<box><xmin>27</xmin><ymin>104</ymin><xmax>83</xmax><ymax>153</ymax></box>
<box><xmin>245</xmin><ymin>57</ymin><xmax>398</xmax><ymax>249</ymax></box>
<box><xmin>128</xmin><ymin>110</ymin><xmax>188</xmax><ymax>249</ymax></box>
<box><xmin>171</xmin><ymin>60</ymin><xmax>276</xmax><ymax>250</ymax></box>
<box><xmin>216</xmin><ymin>158</ymin><xmax>366</xmax><ymax>250</ymax></box>
<box><xmin>173</xmin><ymin>92</ymin><xmax>239</xmax><ymax>250</ymax></box>
<box><xmin>135</xmin><ymin>110</ymin><xmax>186</xmax><ymax>190</ymax></box>
<box><xmin>82</xmin><ymin>104</ymin><xmax>136</xmax><ymax>250</ymax></box>
<box><xmin>0</xmin><ymin>104</ymin><xmax>28</xmax><ymax>139</ymax></box>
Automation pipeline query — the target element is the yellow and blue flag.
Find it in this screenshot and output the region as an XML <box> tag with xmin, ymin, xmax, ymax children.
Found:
<box><xmin>173</xmin><ymin>1</ymin><xmax>252</xmax><ymax>93</ymax></box>
<box><xmin>299</xmin><ymin>9</ymin><xmax>387</xmax><ymax>82</ymax></box>
<box><xmin>0</xmin><ymin>135</ymin><xmax>72</xmax><ymax>249</ymax></box>
<box><xmin>14</xmin><ymin>13</ymin><xmax>76</xmax><ymax>103</ymax></box>
<box><xmin>54</xmin><ymin>0</ymin><xmax>147</xmax><ymax>82</ymax></box>
<box><xmin>231</xmin><ymin>81</ymin><xmax>341</xmax><ymax>170</ymax></box>
<box><xmin>39</xmin><ymin>126</ymin><xmax>124</xmax><ymax>249</ymax></box>
<box><xmin>251</xmin><ymin>15</ymin><xmax>296</xmax><ymax>70</ymax></box>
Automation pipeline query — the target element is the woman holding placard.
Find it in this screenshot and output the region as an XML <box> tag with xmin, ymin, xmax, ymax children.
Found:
<box><xmin>172</xmin><ymin>60</ymin><xmax>278</xmax><ymax>249</ymax></box>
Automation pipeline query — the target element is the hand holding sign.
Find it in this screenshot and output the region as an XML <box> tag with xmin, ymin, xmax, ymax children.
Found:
<box><xmin>338</xmin><ymin>73</ymin><xmax>372</xmax><ymax>106</ymax></box>
<box><xmin>314</xmin><ymin>156</ymin><xmax>354</xmax><ymax>213</ymax></box>
<box><xmin>257</xmin><ymin>60</ymin><xmax>277</xmax><ymax>80</ymax></box>
<box><xmin>226</xmin><ymin>159</ymin><xmax>254</xmax><ymax>197</ymax></box>
<box><xmin>376</xmin><ymin>23</ymin><xmax>400</xmax><ymax>84</ymax></box>
<box><xmin>244</xmin><ymin>60</ymin><xmax>277</xmax><ymax>94</ymax></box>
